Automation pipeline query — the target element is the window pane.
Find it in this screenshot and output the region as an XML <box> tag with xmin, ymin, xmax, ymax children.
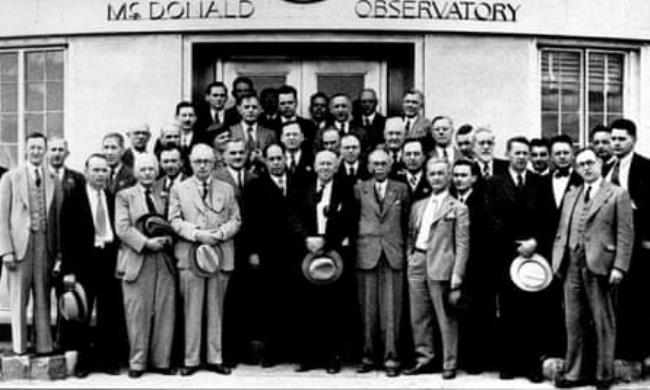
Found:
<box><xmin>587</xmin><ymin>114</ymin><xmax>604</xmax><ymax>133</ymax></box>
<box><xmin>541</xmin><ymin>113</ymin><xmax>559</xmax><ymax>139</ymax></box>
<box><xmin>45</xmin><ymin>51</ymin><xmax>64</xmax><ymax>81</ymax></box>
<box><xmin>46</xmin><ymin>112</ymin><xmax>63</xmax><ymax>138</ymax></box>
<box><xmin>0</xmin><ymin>53</ymin><xmax>18</xmax><ymax>82</ymax></box>
<box><xmin>541</xmin><ymin>85</ymin><xmax>559</xmax><ymax>111</ymax></box>
<box><xmin>1</xmin><ymin>114</ymin><xmax>17</xmax><ymax>142</ymax></box>
<box><xmin>237</xmin><ymin>74</ymin><xmax>286</xmax><ymax>95</ymax></box>
<box><xmin>317</xmin><ymin>74</ymin><xmax>364</xmax><ymax>102</ymax></box>
<box><xmin>560</xmin><ymin>113</ymin><xmax>580</xmax><ymax>141</ymax></box>
<box><xmin>588</xmin><ymin>84</ymin><xmax>604</xmax><ymax>113</ymax></box>
<box><xmin>25</xmin><ymin>52</ymin><xmax>45</xmax><ymax>82</ymax></box>
<box><xmin>46</xmin><ymin>81</ymin><xmax>63</xmax><ymax>111</ymax></box>
<box><xmin>1</xmin><ymin>83</ymin><xmax>17</xmax><ymax>113</ymax></box>
<box><xmin>25</xmin><ymin>82</ymin><xmax>45</xmax><ymax>111</ymax></box>
<box><xmin>606</xmin><ymin>85</ymin><xmax>623</xmax><ymax>114</ymax></box>
<box><xmin>25</xmin><ymin>113</ymin><xmax>44</xmax><ymax>134</ymax></box>
<box><xmin>560</xmin><ymin>83</ymin><xmax>580</xmax><ymax>112</ymax></box>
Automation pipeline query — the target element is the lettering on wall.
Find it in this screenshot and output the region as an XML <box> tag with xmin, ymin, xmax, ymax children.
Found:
<box><xmin>355</xmin><ymin>0</ymin><xmax>521</xmax><ymax>22</ymax></box>
<box><xmin>107</xmin><ymin>0</ymin><xmax>255</xmax><ymax>20</ymax></box>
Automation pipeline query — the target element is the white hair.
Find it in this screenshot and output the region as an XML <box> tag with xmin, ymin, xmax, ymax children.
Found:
<box><xmin>133</xmin><ymin>152</ymin><xmax>159</xmax><ymax>173</ymax></box>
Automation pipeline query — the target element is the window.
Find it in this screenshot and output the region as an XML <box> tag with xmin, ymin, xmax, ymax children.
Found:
<box><xmin>541</xmin><ymin>48</ymin><xmax>624</xmax><ymax>144</ymax></box>
<box><xmin>0</xmin><ymin>48</ymin><xmax>64</xmax><ymax>167</ymax></box>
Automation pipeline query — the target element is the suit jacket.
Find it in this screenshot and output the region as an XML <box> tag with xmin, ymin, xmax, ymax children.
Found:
<box><xmin>408</xmin><ymin>192</ymin><xmax>470</xmax><ymax>281</ymax></box>
<box><xmin>352</xmin><ymin>112</ymin><xmax>386</xmax><ymax>148</ymax></box>
<box><xmin>168</xmin><ymin>177</ymin><xmax>241</xmax><ymax>272</ymax></box>
<box><xmin>429</xmin><ymin>146</ymin><xmax>462</xmax><ymax>162</ymax></box>
<box><xmin>115</xmin><ymin>185</ymin><xmax>173</xmax><ymax>282</ymax></box>
<box><xmin>224</xmin><ymin>106</ymin><xmax>242</xmax><ymax>128</ymax></box>
<box><xmin>314</xmin><ymin>123</ymin><xmax>370</xmax><ymax>154</ymax></box>
<box><xmin>195</xmin><ymin>104</ymin><xmax>230</xmax><ymax>136</ymax></box>
<box><xmin>393</xmin><ymin>169</ymin><xmax>432</xmax><ymax>202</ymax></box>
<box><xmin>626</xmin><ymin>153</ymin><xmax>650</xmax><ymax>242</ymax></box>
<box><xmin>452</xmin><ymin>187</ymin><xmax>488</xmax><ymax>287</ymax></box>
<box><xmin>58</xmin><ymin>167</ymin><xmax>86</xmax><ymax>199</ymax></box>
<box><xmin>213</xmin><ymin>167</ymin><xmax>256</xmax><ymax>206</ymax></box>
<box><xmin>0</xmin><ymin>166</ymin><xmax>61</xmax><ymax>262</ymax></box>
<box><xmin>355</xmin><ymin>179</ymin><xmax>409</xmax><ymax>270</ymax></box>
<box><xmin>229</xmin><ymin>123</ymin><xmax>277</xmax><ymax>154</ymax></box>
<box><xmin>335</xmin><ymin>160</ymin><xmax>371</xmax><ymax>191</ymax></box>
<box><xmin>552</xmin><ymin>181</ymin><xmax>634</xmax><ymax>276</ymax></box>
<box><xmin>121</xmin><ymin>148</ymin><xmax>137</xmax><ymax>168</ymax></box>
<box><xmin>0</xmin><ymin>165</ymin><xmax>7</xmax><ymax>179</ymax></box>
<box><xmin>151</xmin><ymin>174</ymin><xmax>188</xmax><ymax>217</ymax></box>
<box><xmin>108</xmin><ymin>164</ymin><xmax>136</xmax><ymax>195</ymax></box>
<box><xmin>287</xmin><ymin>147</ymin><xmax>315</xmax><ymax>187</ymax></box>
<box><xmin>60</xmin><ymin>185</ymin><xmax>116</xmax><ymax>277</ymax></box>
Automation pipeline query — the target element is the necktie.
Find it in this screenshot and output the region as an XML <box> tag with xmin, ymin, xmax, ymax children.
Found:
<box><xmin>364</xmin><ymin>117</ymin><xmax>370</xmax><ymax>127</ymax></box>
<box><xmin>107</xmin><ymin>167</ymin><xmax>115</xmax><ymax>191</ymax></box>
<box><xmin>584</xmin><ymin>186</ymin><xmax>592</xmax><ymax>203</ymax></box>
<box><xmin>213</xmin><ymin>110</ymin><xmax>221</xmax><ymax>125</ymax></box>
<box><xmin>375</xmin><ymin>182</ymin><xmax>384</xmax><ymax>202</ymax></box>
<box><xmin>238</xmin><ymin>171</ymin><xmax>244</xmax><ymax>190</ymax></box>
<box><xmin>443</xmin><ymin>148</ymin><xmax>449</xmax><ymax>163</ymax></box>
<box><xmin>247</xmin><ymin>126</ymin><xmax>256</xmax><ymax>152</ymax></box>
<box><xmin>277</xmin><ymin>176</ymin><xmax>286</xmax><ymax>196</ymax></box>
<box><xmin>316</xmin><ymin>182</ymin><xmax>325</xmax><ymax>202</ymax></box>
<box><xmin>516</xmin><ymin>173</ymin><xmax>524</xmax><ymax>189</ymax></box>
<box><xmin>95</xmin><ymin>189</ymin><xmax>108</xmax><ymax>238</ymax></box>
<box><xmin>348</xmin><ymin>165</ymin><xmax>355</xmax><ymax>178</ymax></box>
<box><xmin>145</xmin><ymin>188</ymin><xmax>157</xmax><ymax>214</ymax></box>
<box><xmin>610</xmin><ymin>160</ymin><xmax>620</xmax><ymax>185</ymax></box>
<box><xmin>202</xmin><ymin>181</ymin><xmax>209</xmax><ymax>200</ymax></box>
<box><xmin>408</xmin><ymin>174</ymin><xmax>418</xmax><ymax>189</ymax></box>
<box><xmin>459</xmin><ymin>195</ymin><xmax>466</xmax><ymax>204</ymax></box>
<box><xmin>483</xmin><ymin>162</ymin><xmax>490</xmax><ymax>177</ymax></box>
<box><xmin>34</xmin><ymin>168</ymin><xmax>41</xmax><ymax>187</ymax></box>
<box><xmin>290</xmin><ymin>152</ymin><xmax>297</xmax><ymax>173</ymax></box>
<box><xmin>164</xmin><ymin>178</ymin><xmax>173</xmax><ymax>193</ymax></box>
<box><xmin>405</xmin><ymin>119</ymin><xmax>411</xmax><ymax>133</ymax></box>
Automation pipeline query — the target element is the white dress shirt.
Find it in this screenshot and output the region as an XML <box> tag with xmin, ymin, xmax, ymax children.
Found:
<box><xmin>180</xmin><ymin>131</ymin><xmax>193</xmax><ymax>148</ymax></box>
<box><xmin>613</xmin><ymin>152</ymin><xmax>633</xmax><ymax>191</ymax></box>
<box><xmin>316</xmin><ymin>179</ymin><xmax>333</xmax><ymax>235</ymax></box>
<box><xmin>241</xmin><ymin>121</ymin><xmax>258</xmax><ymax>144</ymax></box>
<box><xmin>415</xmin><ymin>190</ymin><xmax>448</xmax><ymax>250</ymax></box>
<box><xmin>344</xmin><ymin>161</ymin><xmax>359</xmax><ymax>177</ymax></box>
<box><xmin>407</xmin><ymin>170</ymin><xmax>422</xmax><ymax>191</ymax></box>
<box><xmin>435</xmin><ymin>145</ymin><xmax>455</xmax><ymax>162</ymax></box>
<box><xmin>374</xmin><ymin>179</ymin><xmax>387</xmax><ymax>200</ymax></box>
<box><xmin>227</xmin><ymin>167</ymin><xmax>244</xmax><ymax>188</ymax></box>
<box><xmin>211</xmin><ymin>107</ymin><xmax>225</xmax><ymax>124</ymax></box>
<box><xmin>552</xmin><ymin>169</ymin><xmax>572</xmax><ymax>208</ymax></box>
<box><xmin>509</xmin><ymin>168</ymin><xmax>527</xmax><ymax>186</ymax></box>
<box><xmin>286</xmin><ymin>149</ymin><xmax>302</xmax><ymax>169</ymax></box>
<box><xmin>86</xmin><ymin>184</ymin><xmax>114</xmax><ymax>247</ymax></box>
<box><xmin>271</xmin><ymin>173</ymin><xmax>287</xmax><ymax>195</ymax></box>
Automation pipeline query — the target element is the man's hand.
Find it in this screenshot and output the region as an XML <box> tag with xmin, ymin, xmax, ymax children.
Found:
<box><xmin>52</xmin><ymin>259</ymin><xmax>62</xmax><ymax>278</ymax></box>
<box><xmin>609</xmin><ymin>269</ymin><xmax>624</xmax><ymax>285</ymax></box>
<box><xmin>196</xmin><ymin>230</ymin><xmax>220</xmax><ymax>246</ymax></box>
<box><xmin>641</xmin><ymin>240</ymin><xmax>650</xmax><ymax>250</ymax></box>
<box><xmin>145</xmin><ymin>237</ymin><xmax>168</xmax><ymax>252</ymax></box>
<box><xmin>516</xmin><ymin>238</ymin><xmax>537</xmax><ymax>258</ymax></box>
<box><xmin>451</xmin><ymin>274</ymin><xmax>463</xmax><ymax>290</ymax></box>
<box><xmin>63</xmin><ymin>273</ymin><xmax>76</xmax><ymax>289</ymax></box>
<box><xmin>306</xmin><ymin>237</ymin><xmax>325</xmax><ymax>253</ymax></box>
<box><xmin>3</xmin><ymin>253</ymin><xmax>16</xmax><ymax>271</ymax></box>
<box><xmin>249</xmin><ymin>253</ymin><xmax>260</xmax><ymax>269</ymax></box>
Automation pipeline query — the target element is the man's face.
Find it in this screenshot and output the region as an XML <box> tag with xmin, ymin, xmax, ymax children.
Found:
<box><xmin>340</xmin><ymin>136</ymin><xmax>361</xmax><ymax>164</ymax></box>
<box><xmin>238</xmin><ymin>96</ymin><xmax>260</xmax><ymax>124</ymax></box>
<box><xmin>314</xmin><ymin>152</ymin><xmax>337</xmax><ymax>182</ymax></box>
<box><xmin>310</xmin><ymin>96</ymin><xmax>329</xmax><ymax>121</ymax></box>
<box><xmin>432</xmin><ymin>118</ymin><xmax>454</xmax><ymax>147</ymax></box>
<box><xmin>456</xmin><ymin>133</ymin><xmax>474</xmax><ymax>159</ymax></box>
<box><xmin>591</xmin><ymin>131</ymin><xmax>613</xmax><ymax>161</ymax></box>
<box><xmin>135</xmin><ymin>159</ymin><xmax>157</xmax><ymax>187</ymax></box>
<box><xmin>403</xmin><ymin>142</ymin><xmax>425</xmax><ymax>172</ymax></box>
<box><xmin>233</xmin><ymin>81</ymin><xmax>252</xmax><ymax>100</ymax></box>
<box><xmin>160</xmin><ymin>126</ymin><xmax>181</xmax><ymax>147</ymax></box>
<box><xmin>281</xmin><ymin>124</ymin><xmax>304</xmax><ymax>151</ymax></box>
<box><xmin>507</xmin><ymin>141</ymin><xmax>530</xmax><ymax>172</ymax></box>
<box><xmin>530</xmin><ymin>146</ymin><xmax>550</xmax><ymax>172</ymax></box>
<box><xmin>278</xmin><ymin>92</ymin><xmax>297</xmax><ymax>119</ymax></box>
<box><xmin>265</xmin><ymin>145</ymin><xmax>286</xmax><ymax>177</ymax></box>
<box><xmin>224</xmin><ymin>141</ymin><xmax>247</xmax><ymax>170</ymax></box>
<box><xmin>385</xmin><ymin>125</ymin><xmax>406</xmax><ymax>151</ymax></box>
<box><xmin>330</xmin><ymin>96</ymin><xmax>351</xmax><ymax>122</ymax></box>
<box><xmin>359</xmin><ymin>91</ymin><xmax>378</xmax><ymax>116</ymax></box>
<box><xmin>551</xmin><ymin>142</ymin><xmax>573</xmax><ymax>170</ymax></box>
<box><xmin>190</xmin><ymin>148</ymin><xmax>215</xmax><ymax>181</ymax></box>
<box><xmin>368</xmin><ymin>151</ymin><xmax>391</xmax><ymax>182</ymax></box>
<box><xmin>47</xmin><ymin>139</ymin><xmax>68</xmax><ymax>169</ymax></box>
<box><xmin>26</xmin><ymin>137</ymin><xmax>46</xmax><ymax>166</ymax></box>
<box><xmin>610</xmin><ymin>128</ymin><xmax>635</xmax><ymax>158</ymax></box>
<box><xmin>102</xmin><ymin>137</ymin><xmax>123</xmax><ymax>167</ymax></box>
<box><xmin>453</xmin><ymin>164</ymin><xmax>476</xmax><ymax>192</ymax></box>
<box><xmin>128</xmin><ymin>126</ymin><xmax>151</xmax><ymax>151</ymax></box>
<box><xmin>322</xmin><ymin>130</ymin><xmax>341</xmax><ymax>154</ymax></box>
<box><xmin>402</xmin><ymin>93</ymin><xmax>422</xmax><ymax>118</ymax></box>
<box><xmin>473</xmin><ymin>131</ymin><xmax>495</xmax><ymax>162</ymax></box>
<box><xmin>85</xmin><ymin>156</ymin><xmax>110</xmax><ymax>189</ymax></box>
<box><xmin>212</xmin><ymin>131</ymin><xmax>231</xmax><ymax>152</ymax></box>
<box><xmin>160</xmin><ymin>149</ymin><xmax>182</xmax><ymax>178</ymax></box>
<box><xmin>426</xmin><ymin>161</ymin><xmax>450</xmax><ymax>193</ymax></box>
<box><xmin>176</xmin><ymin>107</ymin><xmax>197</xmax><ymax>132</ymax></box>
<box><xmin>205</xmin><ymin>85</ymin><xmax>228</xmax><ymax>110</ymax></box>
<box><xmin>575</xmin><ymin>150</ymin><xmax>602</xmax><ymax>184</ymax></box>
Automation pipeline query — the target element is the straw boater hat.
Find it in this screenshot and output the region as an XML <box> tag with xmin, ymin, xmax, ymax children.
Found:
<box><xmin>509</xmin><ymin>253</ymin><xmax>553</xmax><ymax>292</ymax></box>
<box><xmin>58</xmin><ymin>282</ymin><xmax>89</xmax><ymax>323</ymax></box>
<box><xmin>301</xmin><ymin>249</ymin><xmax>344</xmax><ymax>285</ymax></box>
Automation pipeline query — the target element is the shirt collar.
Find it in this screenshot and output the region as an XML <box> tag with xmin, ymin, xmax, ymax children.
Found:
<box><xmin>281</xmin><ymin>115</ymin><xmax>297</xmax><ymax>123</ymax></box>
<box><xmin>364</xmin><ymin>112</ymin><xmax>376</xmax><ymax>122</ymax></box>
<box><xmin>242</xmin><ymin>121</ymin><xmax>258</xmax><ymax>131</ymax></box>
<box><xmin>586</xmin><ymin>177</ymin><xmax>603</xmax><ymax>192</ymax></box>
<box><xmin>618</xmin><ymin>151</ymin><xmax>633</xmax><ymax>169</ymax></box>
<box><xmin>509</xmin><ymin>167</ymin><xmax>527</xmax><ymax>184</ymax></box>
<box><xmin>193</xmin><ymin>175</ymin><xmax>212</xmax><ymax>186</ymax></box>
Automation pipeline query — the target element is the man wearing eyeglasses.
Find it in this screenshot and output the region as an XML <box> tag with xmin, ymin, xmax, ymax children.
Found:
<box><xmin>472</xmin><ymin>127</ymin><xmax>508</xmax><ymax>180</ymax></box>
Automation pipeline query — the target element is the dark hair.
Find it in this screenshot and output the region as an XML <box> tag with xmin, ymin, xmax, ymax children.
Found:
<box><xmin>453</xmin><ymin>158</ymin><xmax>479</xmax><ymax>176</ymax></box>
<box><xmin>402</xmin><ymin>137</ymin><xmax>424</xmax><ymax>152</ymax></box>
<box><xmin>506</xmin><ymin>136</ymin><xmax>530</xmax><ymax>151</ymax></box>
<box><xmin>85</xmin><ymin>152</ymin><xmax>108</xmax><ymax>168</ymax></box>
<box><xmin>159</xmin><ymin>145</ymin><xmax>181</xmax><ymax>157</ymax></box>
<box><xmin>102</xmin><ymin>132</ymin><xmax>125</xmax><ymax>148</ymax></box>
<box><xmin>590</xmin><ymin>124</ymin><xmax>611</xmax><ymax>139</ymax></box>
<box><xmin>280</xmin><ymin>121</ymin><xmax>303</xmax><ymax>135</ymax></box>
<box><xmin>232</xmin><ymin>76</ymin><xmax>254</xmax><ymax>89</ymax></box>
<box><xmin>549</xmin><ymin>134</ymin><xmax>574</xmax><ymax>151</ymax></box>
<box><xmin>431</xmin><ymin>116</ymin><xmax>452</xmax><ymax>127</ymax></box>
<box><xmin>277</xmin><ymin>85</ymin><xmax>298</xmax><ymax>99</ymax></box>
<box><xmin>310</xmin><ymin>92</ymin><xmax>329</xmax><ymax>105</ymax></box>
<box><xmin>204</xmin><ymin>81</ymin><xmax>228</xmax><ymax>96</ymax></box>
<box><xmin>609</xmin><ymin>118</ymin><xmax>637</xmax><ymax>138</ymax></box>
<box><xmin>530</xmin><ymin>137</ymin><xmax>550</xmax><ymax>150</ymax></box>
<box><xmin>175</xmin><ymin>101</ymin><xmax>195</xmax><ymax>116</ymax></box>
<box><xmin>25</xmin><ymin>132</ymin><xmax>47</xmax><ymax>143</ymax></box>
<box><xmin>263</xmin><ymin>142</ymin><xmax>286</xmax><ymax>157</ymax></box>
<box><xmin>456</xmin><ymin>124</ymin><xmax>473</xmax><ymax>136</ymax></box>
<box><xmin>236</xmin><ymin>91</ymin><xmax>258</xmax><ymax>106</ymax></box>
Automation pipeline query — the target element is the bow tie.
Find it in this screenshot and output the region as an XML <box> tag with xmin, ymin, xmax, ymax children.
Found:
<box><xmin>554</xmin><ymin>168</ymin><xmax>570</xmax><ymax>177</ymax></box>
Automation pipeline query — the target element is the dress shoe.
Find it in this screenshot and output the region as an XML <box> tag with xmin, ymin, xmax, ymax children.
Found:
<box><xmin>180</xmin><ymin>366</ymin><xmax>199</xmax><ymax>376</ymax></box>
<box><xmin>326</xmin><ymin>360</ymin><xmax>341</xmax><ymax>374</ymax></box>
<box><xmin>403</xmin><ymin>362</ymin><xmax>433</xmax><ymax>375</ymax></box>
<box><xmin>294</xmin><ymin>363</ymin><xmax>314</xmax><ymax>372</ymax></box>
<box><xmin>499</xmin><ymin>370</ymin><xmax>515</xmax><ymax>380</ymax></box>
<box><xmin>150</xmin><ymin>367</ymin><xmax>178</xmax><ymax>375</ymax></box>
<box><xmin>356</xmin><ymin>362</ymin><xmax>374</xmax><ymax>373</ymax></box>
<box><xmin>103</xmin><ymin>367</ymin><xmax>121</xmax><ymax>376</ymax></box>
<box><xmin>594</xmin><ymin>379</ymin><xmax>612</xmax><ymax>390</ymax></box>
<box><xmin>386</xmin><ymin>367</ymin><xmax>400</xmax><ymax>377</ymax></box>
<box><xmin>442</xmin><ymin>369</ymin><xmax>456</xmax><ymax>380</ymax></box>
<box><xmin>74</xmin><ymin>367</ymin><xmax>90</xmax><ymax>379</ymax></box>
<box><xmin>527</xmin><ymin>370</ymin><xmax>544</xmax><ymax>383</ymax></box>
<box><xmin>128</xmin><ymin>370</ymin><xmax>144</xmax><ymax>378</ymax></box>
<box><xmin>207</xmin><ymin>364</ymin><xmax>232</xmax><ymax>375</ymax></box>
<box><xmin>554</xmin><ymin>376</ymin><xmax>590</xmax><ymax>388</ymax></box>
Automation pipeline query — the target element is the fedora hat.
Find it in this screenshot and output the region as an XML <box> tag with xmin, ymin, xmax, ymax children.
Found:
<box><xmin>187</xmin><ymin>243</ymin><xmax>222</xmax><ymax>277</ymax></box>
<box><xmin>135</xmin><ymin>213</ymin><xmax>174</xmax><ymax>238</ymax></box>
<box><xmin>510</xmin><ymin>253</ymin><xmax>553</xmax><ymax>292</ymax></box>
<box><xmin>301</xmin><ymin>250</ymin><xmax>343</xmax><ymax>285</ymax></box>
<box><xmin>58</xmin><ymin>282</ymin><xmax>88</xmax><ymax>323</ymax></box>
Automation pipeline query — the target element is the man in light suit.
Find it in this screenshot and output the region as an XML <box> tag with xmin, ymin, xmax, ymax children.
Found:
<box><xmin>355</xmin><ymin>149</ymin><xmax>409</xmax><ymax>377</ymax></box>
<box><xmin>391</xmin><ymin>89</ymin><xmax>431</xmax><ymax>152</ymax></box>
<box><xmin>115</xmin><ymin>153</ymin><xmax>176</xmax><ymax>378</ymax></box>
<box><xmin>553</xmin><ymin>148</ymin><xmax>633</xmax><ymax>389</ymax></box>
<box><xmin>404</xmin><ymin>157</ymin><xmax>469</xmax><ymax>379</ymax></box>
<box><xmin>168</xmin><ymin>143</ymin><xmax>241</xmax><ymax>376</ymax></box>
<box><xmin>0</xmin><ymin>132</ymin><xmax>61</xmax><ymax>355</ymax></box>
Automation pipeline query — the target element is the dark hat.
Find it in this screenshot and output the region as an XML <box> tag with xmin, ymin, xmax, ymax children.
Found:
<box><xmin>510</xmin><ymin>253</ymin><xmax>553</xmax><ymax>292</ymax></box>
<box><xmin>135</xmin><ymin>213</ymin><xmax>174</xmax><ymax>238</ymax></box>
<box><xmin>58</xmin><ymin>282</ymin><xmax>88</xmax><ymax>323</ymax></box>
<box><xmin>206</xmin><ymin>123</ymin><xmax>230</xmax><ymax>137</ymax></box>
<box><xmin>301</xmin><ymin>250</ymin><xmax>344</xmax><ymax>285</ymax></box>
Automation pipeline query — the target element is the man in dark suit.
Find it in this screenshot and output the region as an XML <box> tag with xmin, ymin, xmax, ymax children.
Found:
<box><xmin>607</xmin><ymin>118</ymin><xmax>650</xmax><ymax>360</ymax></box>
<box><xmin>257</xmin><ymin>88</ymin><xmax>279</xmax><ymax>134</ymax></box>
<box><xmin>455</xmin><ymin>124</ymin><xmax>475</xmax><ymax>161</ymax></box>
<box><xmin>121</xmin><ymin>123</ymin><xmax>152</xmax><ymax>168</ymax></box>
<box><xmin>195</xmin><ymin>81</ymin><xmax>231</xmax><ymax>136</ymax></box>
<box><xmin>392</xmin><ymin>138</ymin><xmax>431</xmax><ymax>202</ymax></box>
<box><xmin>176</xmin><ymin>102</ymin><xmax>202</xmax><ymax>160</ymax></box>
<box><xmin>530</xmin><ymin>138</ymin><xmax>551</xmax><ymax>177</ymax></box>
<box><xmin>224</xmin><ymin>76</ymin><xmax>254</xmax><ymax>128</ymax></box>
<box><xmin>352</xmin><ymin>89</ymin><xmax>385</xmax><ymax>149</ymax></box>
<box><xmin>315</xmin><ymin>93</ymin><xmax>368</xmax><ymax>153</ymax></box>
<box><xmin>152</xmin><ymin>146</ymin><xmax>186</xmax><ymax>215</ymax></box>
<box><xmin>60</xmin><ymin>153</ymin><xmax>124</xmax><ymax>377</ymax></box>
<box><xmin>274</xmin><ymin>85</ymin><xmax>317</xmax><ymax>148</ymax></box>
<box><xmin>484</xmin><ymin>136</ymin><xmax>545</xmax><ymax>382</ymax></box>
<box><xmin>243</xmin><ymin>142</ymin><xmax>297</xmax><ymax>366</ymax></box>
<box><xmin>355</xmin><ymin>149</ymin><xmax>409</xmax><ymax>377</ymax></box>
<box><xmin>47</xmin><ymin>137</ymin><xmax>85</xmax><ymax>198</ymax></box>
<box><xmin>336</xmin><ymin>134</ymin><xmax>370</xmax><ymax>190</ymax></box>
<box><xmin>289</xmin><ymin>150</ymin><xmax>355</xmax><ymax>374</ymax></box>
<box><xmin>384</xmin><ymin>117</ymin><xmax>407</xmax><ymax>177</ymax></box>
<box><xmin>553</xmin><ymin>148</ymin><xmax>633</xmax><ymax>389</ymax></box>
<box><xmin>473</xmin><ymin>127</ymin><xmax>509</xmax><ymax>180</ymax></box>
<box><xmin>102</xmin><ymin>132</ymin><xmax>136</xmax><ymax>195</ymax></box>
<box><xmin>393</xmin><ymin>89</ymin><xmax>431</xmax><ymax>145</ymax></box>
<box><xmin>281</xmin><ymin>121</ymin><xmax>315</xmax><ymax>186</ymax></box>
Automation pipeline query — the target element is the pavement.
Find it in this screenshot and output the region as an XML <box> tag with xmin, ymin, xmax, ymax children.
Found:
<box><xmin>2</xmin><ymin>364</ymin><xmax>650</xmax><ymax>389</ymax></box>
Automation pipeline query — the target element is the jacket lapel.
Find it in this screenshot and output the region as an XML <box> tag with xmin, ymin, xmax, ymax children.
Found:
<box><xmin>44</xmin><ymin>169</ymin><xmax>55</xmax><ymax>213</ymax></box>
<box><xmin>586</xmin><ymin>182</ymin><xmax>613</xmax><ymax>221</ymax></box>
<box><xmin>17</xmin><ymin>166</ymin><xmax>29</xmax><ymax>207</ymax></box>
<box><xmin>430</xmin><ymin>194</ymin><xmax>453</xmax><ymax>226</ymax></box>
<box><xmin>189</xmin><ymin>180</ymin><xmax>209</xmax><ymax>213</ymax></box>
<box><xmin>380</xmin><ymin>181</ymin><xmax>397</xmax><ymax>217</ymax></box>
<box><xmin>362</xmin><ymin>181</ymin><xmax>381</xmax><ymax>216</ymax></box>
